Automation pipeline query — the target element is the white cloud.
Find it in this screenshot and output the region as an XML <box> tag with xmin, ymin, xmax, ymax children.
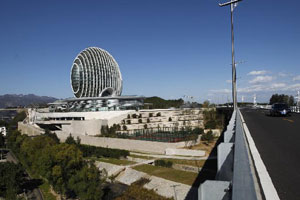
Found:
<box><xmin>249</xmin><ymin>76</ymin><xmax>273</xmax><ymax>84</ymax></box>
<box><xmin>293</xmin><ymin>75</ymin><xmax>300</xmax><ymax>81</ymax></box>
<box><xmin>247</xmin><ymin>70</ymin><xmax>267</xmax><ymax>76</ymax></box>
<box><xmin>226</xmin><ymin>80</ymin><xmax>232</xmax><ymax>83</ymax></box>
<box><xmin>278</xmin><ymin>72</ymin><xmax>288</xmax><ymax>77</ymax></box>
<box><xmin>210</xmin><ymin>89</ymin><xmax>231</xmax><ymax>93</ymax></box>
<box><xmin>286</xmin><ymin>83</ymin><xmax>300</xmax><ymax>91</ymax></box>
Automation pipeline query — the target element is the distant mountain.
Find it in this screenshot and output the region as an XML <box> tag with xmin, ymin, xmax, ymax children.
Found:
<box><xmin>0</xmin><ymin>94</ymin><xmax>58</xmax><ymax>108</ymax></box>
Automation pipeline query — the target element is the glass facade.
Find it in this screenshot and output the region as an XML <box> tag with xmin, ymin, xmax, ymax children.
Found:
<box><xmin>70</xmin><ymin>47</ymin><xmax>122</xmax><ymax>98</ymax></box>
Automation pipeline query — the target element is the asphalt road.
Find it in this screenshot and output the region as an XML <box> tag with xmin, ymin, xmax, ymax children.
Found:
<box><xmin>241</xmin><ymin>108</ymin><xmax>300</xmax><ymax>200</ymax></box>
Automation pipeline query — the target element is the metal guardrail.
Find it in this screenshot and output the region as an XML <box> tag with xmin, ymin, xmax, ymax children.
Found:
<box><xmin>198</xmin><ymin>109</ymin><xmax>259</xmax><ymax>200</ymax></box>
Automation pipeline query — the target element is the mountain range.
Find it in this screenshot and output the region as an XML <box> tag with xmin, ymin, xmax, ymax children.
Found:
<box><xmin>0</xmin><ymin>94</ymin><xmax>57</xmax><ymax>108</ymax></box>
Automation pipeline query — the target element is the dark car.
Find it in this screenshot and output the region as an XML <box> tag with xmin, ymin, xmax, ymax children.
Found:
<box><xmin>269</xmin><ymin>103</ymin><xmax>291</xmax><ymax>116</ymax></box>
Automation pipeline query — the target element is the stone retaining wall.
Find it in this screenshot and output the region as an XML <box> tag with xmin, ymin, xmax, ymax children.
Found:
<box><xmin>55</xmin><ymin>131</ymin><xmax>198</xmax><ymax>154</ymax></box>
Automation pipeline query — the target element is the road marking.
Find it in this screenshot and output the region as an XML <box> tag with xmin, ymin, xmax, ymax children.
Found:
<box><xmin>283</xmin><ymin>118</ymin><xmax>294</xmax><ymax>123</ymax></box>
<box><xmin>239</xmin><ymin>110</ymin><xmax>280</xmax><ymax>200</ymax></box>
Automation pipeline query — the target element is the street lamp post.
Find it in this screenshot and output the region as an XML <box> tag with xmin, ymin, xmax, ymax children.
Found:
<box><xmin>219</xmin><ymin>0</ymin><xmax>242</xmax><ymax>110</ymax></box>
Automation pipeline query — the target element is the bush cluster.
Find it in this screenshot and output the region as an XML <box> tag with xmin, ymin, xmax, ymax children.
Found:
<box><xmin>79</xmin><ymin>144</ymin><xmax>129</xmax><ymax>159</ymax></box>
<box><xmin>154</xmin><ymin>160</ymin><xmax>173</xmax><ymax>168</ymax></box>
<box><xmin>201</xmin><ymin>130</ymin><xmax>214</xmax><ymax>143</ymax></box>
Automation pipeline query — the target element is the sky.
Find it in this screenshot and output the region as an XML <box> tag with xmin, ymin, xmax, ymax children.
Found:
<box><xmin>0</xmin><ymin>0</ymin><xmax>299</xmax><ymax>103</ymax></box>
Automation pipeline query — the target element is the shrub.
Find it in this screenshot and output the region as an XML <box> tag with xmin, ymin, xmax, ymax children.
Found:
<box><xmin>79</xmin><ymin>144</ymin><xmax>129</xmax><ymax>159</ymax></box>
<box><xmin>168</xmin><ymin>117</ymin><xmax>172</xmax><ymax>122</ymax></box>
<box><xmin>156</xmin><ymin>112</ymin><xmax>161</xmax><ymax>117</ymax></box>
<box><xmin>202</xmin><ymin>130</ymin><xmax>214</xmax><ymax>143</ymax></box>
<box><xmin>65</xmin><ymin>134</ymin><xmax>76</xmax><ymax>145</ymax></box>
<box><xmin>127</xmin><ymin>114</ymin><xmax>130</xmax><ymax>119</ymax></box>
<box><xmin>192</xmin><ymin>127</ymin><xmax>204</xmax><ymax>135</ymax></box>
<box><xmin>138</xmin><ymin>119</ymin><xmax>142</xmax><ymax>123</ymax></box>
<box><xmin>144</xmin><ymin>124</ymin><xmax>148</xmax><ymax>129</ymax></box>
<box><xmin>132</xmin><ymin>114</ymin><xmax>137</xmax><ymax>118</ymax></box>
<box><xmin>147</xmin><ymin>118</ymin><xmax>150</xmax><ymax>123</ymax></box>
<box><xmin>205</xmin><ymin>120</ymin><xmax>216</xmax><ymax>129</ymax></box>
<box><xmin>122</xmin><ymin>125</ymin><xmax>127</xmax><ymax>131</ymax></box>
<box><xmin>149</xmin><ymin>113</ymin><xmax>153</xmax><ymax>117</ymax></box>
<box><xmin>154</xmin><ymin>160</ymin><xmax>173</xmax><ymax>168</ymax></box>
<box><xmin>138</xmin><ymin>114</ymin><xmax>142</xmax><ymax>118</ymax></box>
<box><xmin>127</xmin><ymin>120</ymin><xmax>131</xmax><ymax>124</ymax></box>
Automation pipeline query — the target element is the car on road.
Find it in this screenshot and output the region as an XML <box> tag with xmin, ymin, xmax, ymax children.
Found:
<box><xmin>269</xmin><ymin>103</ymin><xmax>291</xmax><ymax>116</ymax></box>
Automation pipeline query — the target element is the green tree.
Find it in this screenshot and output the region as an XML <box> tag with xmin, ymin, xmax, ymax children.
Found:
<box><xmin>202</xmin><ymin>131</ymin><xmax>214</xmax><ymax>144</ymax></box>
<box><xmin>50</xmin><ymin>143</ymin><xmax>84</xmax><ymax>195</ymax></box>
<box><xmin>288</xmin><ymin>95</ymin><xmax>295</xmax><ymax>106</ymax></box>
<box><xmin>0</xmin><ymin>162</ymin><xmax>26</xmax><ymax>199</ymax></box>
<box><xmin>68</xmin><ymin>164</ymin><xmax>103</xmax><ymax>200</ymax></box>
<box><xmin>203</xmin><ymin>100</ymin><xmax>210</xmax><ymax>108</ymax></box>
<box><xmin>9</xmin><ymin>111</ymin><xmax>27</xmax><ymax>129</ymax></box>
<box><xmin>65</xmin><ymin>134</ymin><xmax>76</xmax><ymax>145</ymax></box>
<box><xmin>44</xmin><ymin>129</ymin><xmax>60</xmax><ymax>144</ymax></box>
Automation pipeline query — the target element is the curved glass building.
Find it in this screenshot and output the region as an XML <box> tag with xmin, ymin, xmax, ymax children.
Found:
<box><xmin>71</xmin><ymin>47</ymin><xmax>123</xmax><ymax>98</ymax></box>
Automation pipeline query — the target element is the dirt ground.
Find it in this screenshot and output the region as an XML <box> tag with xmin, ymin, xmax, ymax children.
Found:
<box><xmin>186</xmin><ymin>139</ymin><xmax>218</xmax><ymax>156</ymax></box>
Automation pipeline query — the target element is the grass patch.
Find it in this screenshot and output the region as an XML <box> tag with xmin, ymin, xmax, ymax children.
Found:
<box><xmin>133</xmin><ymin>164</ymin><xmax>197</xmax><ymax>185</ymax></box>
<box><xmin>39</xmin><ymin>181</ymin><xmax>57</xmax><ymax>200</ymax></box>
<box><xmin>162</xmin><ymin>158</ymin><xmax>205</xmax><ymax>168</ymax></box>
<box><xmin>129</xmin><ymin>154</ymin><xmax>156</xmax><ymax>160</ymax></box>
<box><xmin>97</xmin><ymin>157</ymin><xmax>136</xmax><ymax>166</ymax></box>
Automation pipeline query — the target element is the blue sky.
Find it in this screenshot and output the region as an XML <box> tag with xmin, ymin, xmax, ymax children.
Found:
<box><xmin>0</xmin><ymin>0</ymin><xmax>299</xmax><ymax>103</ymax></box>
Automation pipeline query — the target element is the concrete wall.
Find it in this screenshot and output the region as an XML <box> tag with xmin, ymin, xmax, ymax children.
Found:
<box><xmin>165</xmin><ymin>148</ymin><xmax>205</xmax><ymax>157</ymax></box>
<box><xmin>18</xmin><ymin>122</ymin><xmax>44</xmax><ymax>136</ymax></box>
<box><xmin>61</xmin><ymin>119</ymin><xmax>105</xmax><ymax>136</ymax></box>
<box><xmin>55</xmin><ymin>131</ymin><xmax>195</xmax><ymax>154</ymax></box>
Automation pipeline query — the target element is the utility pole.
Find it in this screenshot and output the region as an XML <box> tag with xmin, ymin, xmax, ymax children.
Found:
<box><xmin>219</xmin><ymin>0</ymin><xmax>243</xmax><ymax>110</ymax></box>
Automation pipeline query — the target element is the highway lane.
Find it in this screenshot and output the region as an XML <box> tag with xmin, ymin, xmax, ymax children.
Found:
<box><xmin>241</xmin><ymin>108</ymin><xmax>300</xmax><ymax>200</ymax></box>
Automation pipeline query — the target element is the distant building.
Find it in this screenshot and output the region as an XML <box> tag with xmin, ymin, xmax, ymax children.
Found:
<box><xmin>50</xmin><ymin>47</ymin><xmax>144</xmax><ymax>112</ymax></box>
<box><xmin>71</xmin><ymin>47</ymin><xmax>123</xmax><ymax>98</ymax></box>
<box><xmin>19</xmin><ymin>47</ymin><xmax>144</xmax><ymax>136</ymax></box>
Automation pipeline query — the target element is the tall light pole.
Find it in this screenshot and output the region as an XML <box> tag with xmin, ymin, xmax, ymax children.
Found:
<box><xmin>219</xmin><ymin>0</ymin><xmax>242</xmax><ymax>110</ymax></box>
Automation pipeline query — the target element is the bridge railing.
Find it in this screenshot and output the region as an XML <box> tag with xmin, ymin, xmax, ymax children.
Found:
<box><xmin>198</xmin><ymin>109</ymin><xmax>260</xmax><ymax>200</ymax></box>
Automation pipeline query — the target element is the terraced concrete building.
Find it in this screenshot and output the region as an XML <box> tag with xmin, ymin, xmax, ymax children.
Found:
<box><xmin>71</xmin><ymin>47</ymin><xmax>123</xmax><ymax>98</ymax></box>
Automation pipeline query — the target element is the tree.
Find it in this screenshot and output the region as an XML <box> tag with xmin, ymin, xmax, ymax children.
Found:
<box><xmin>65</xmin><ymin>134</ymin><xmax>76</xmax><ymax>145</ymax></box>
<box><xmin>68</xmin><ymin>163</ymin><xmax>103</xmax><ymax>200</ymax></box>
<box><xmin>288</xmin><ymin>95</ymin><xmax>295</xmax><ymax>106</ymax></box>
<box><xmin>9</xmin><ymin>111</ymin><xmax>27</xmax><ymax>129</ymax></box>
<box><xmin>0</xmin><ymin>162</ymin><xmax>26</xmax><ymax>198</ymax></box>
<box><xmin>269</xmin><ymin>93</ymin><xmax>294</xmax><ymax>105</ymax></box>
<box><xmin>202</xmin><ymin>131</ymin><xmax>214</xmax><ymax>144</ymax></box>
<box><xmin>50</xmin><ymin>144</ymin><xmax>84</xmax><ymax>195</ymax></box>
<box><xmin>44</xmin><ymin>129</ymin><xmax>60</xmax><ymax>144</ymax></box>
<box><xmin>203</xmin><ymin>100</ymin><xmax>210</xmax><ymax>108</ymax></box>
